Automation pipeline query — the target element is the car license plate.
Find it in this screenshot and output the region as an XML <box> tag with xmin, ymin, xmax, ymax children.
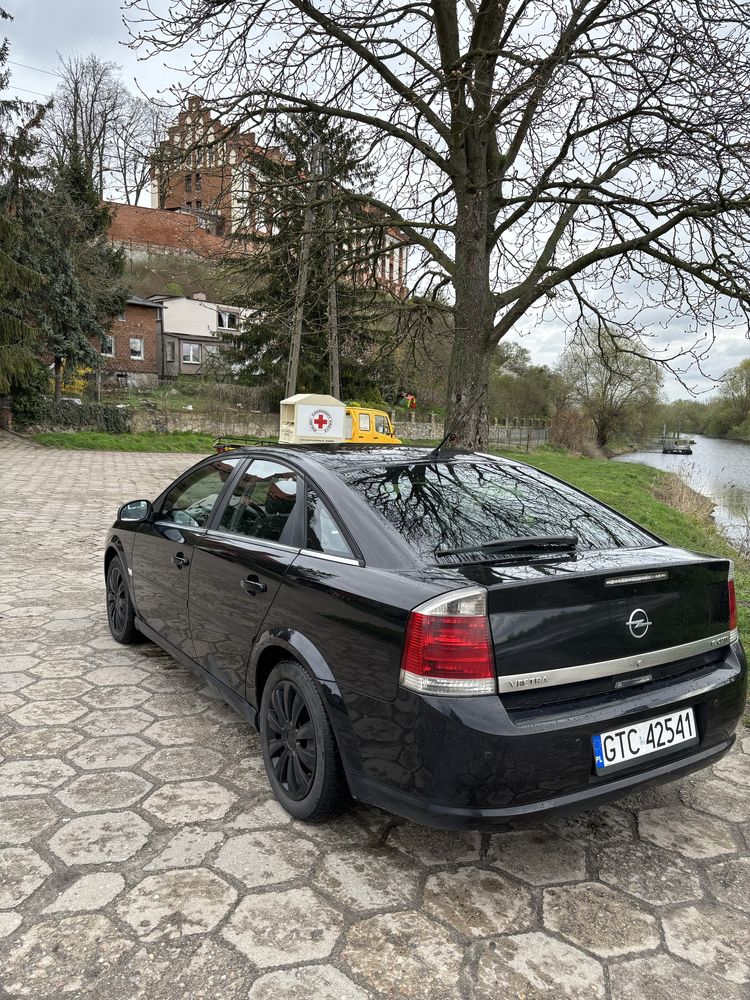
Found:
<box><xmin>592</xmin><ymin>707</ymin><xmax>697</xmax><ymax>774</ymax></box>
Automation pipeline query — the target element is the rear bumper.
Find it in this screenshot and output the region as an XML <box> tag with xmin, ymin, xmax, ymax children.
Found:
<box><xmin>349</xmin><ymin>737</ymin><xmax>735</xmax><ymax>829</ymax></box>
<box><xmin>338</xmin><ymin>641</ymin><xmax>747</xmax><ymax>830</ymax></box>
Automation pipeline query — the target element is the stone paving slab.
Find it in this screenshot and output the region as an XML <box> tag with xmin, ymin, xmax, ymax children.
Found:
<box><xmin>0</xmin><ymin>431</ymin><xmax>748</xmax><ymax>999</ymax></box>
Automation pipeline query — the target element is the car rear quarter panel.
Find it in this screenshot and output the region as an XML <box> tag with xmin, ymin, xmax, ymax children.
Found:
<box><xmin>249</xmin><ymin>557</ymin><xmax>438</xmax><ymax>703</ymax></box>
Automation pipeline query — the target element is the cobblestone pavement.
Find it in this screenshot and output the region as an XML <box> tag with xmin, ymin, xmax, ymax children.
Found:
<box><xmin>0</xmin><ymin>432</ymin><xmax>748</xmax><ymax>999</ymax></box>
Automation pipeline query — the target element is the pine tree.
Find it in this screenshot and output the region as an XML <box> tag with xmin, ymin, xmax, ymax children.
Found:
<box><xmin>16</xmin><ymin>136</ymin><xmax>127</xmax><ymax>400</ymax></box>
<box><xmin>228</xmin><ymin>116</ymin><xmax>402</xmax><ymax>402</ymax></box>
<box><xmin>0</xmin><ymin>10</ymin><xmax>44</xmax><ymax>398</ymax></box>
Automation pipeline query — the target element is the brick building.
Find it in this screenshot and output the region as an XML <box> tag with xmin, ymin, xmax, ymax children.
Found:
<box><xmin>151</xmin><ymin>95</ymin><xmax>270</xmax><ymax>235</ymax></box>
<box><xmin>107</xmin><ymin>202</ymin><xmax>231</xmax><ymax>261</ymax></box>
<box><xmin>151</xmin><ymin>96</ymin><xmax>408</xmax><ymax>295</ymax></box>
<box><xmin>98</xmin><ymin>297</ymin><xmax>163</xmax><ymax>387</ymax></box>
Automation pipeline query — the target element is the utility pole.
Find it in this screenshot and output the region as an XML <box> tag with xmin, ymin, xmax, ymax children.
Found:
<box><xmin>286</xmin><ymin>141</ymin><xmax>320</xmax><ymax>398</ymax></box>
<box><xmin>322</xmin><ymin>151</ymin><xmax>341</xmax><ymax>400</ymax></box>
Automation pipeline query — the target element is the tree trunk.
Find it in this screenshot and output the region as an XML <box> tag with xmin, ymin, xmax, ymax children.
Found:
<box><xmin>324</xmin><ymin>172</ymin><xmax>341</xmax><ymax>400</ymax></box>
<box><xmin>443</xmin><ymin>187</ymin><xmax>495</xmax><ymax>450</ymax></box>
<box><xmin>54</xmin><ymin>357</ymin><xmax>63</xmax><ymax>402</ymax></box>
<box><xmin>286</xmin><ymin>142</ymin><xmax>319</xmax><ymax>398</ymax></box>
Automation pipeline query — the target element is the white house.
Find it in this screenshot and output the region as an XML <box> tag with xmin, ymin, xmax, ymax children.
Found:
<box><xmin>148</xmin><ymin>292</ymin><xmax>249</xmax><ymax>376</ymax></box>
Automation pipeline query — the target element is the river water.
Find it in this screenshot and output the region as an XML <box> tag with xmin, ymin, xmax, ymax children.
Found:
<box><xmin>616</xmin><ymin>435</ymin><xmax>750</xmax><ymax>548</ymax></box>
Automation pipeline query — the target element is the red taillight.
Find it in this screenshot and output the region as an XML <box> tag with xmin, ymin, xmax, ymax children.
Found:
<box><xmin>729</xmin><ymin>568</ymin><xmax>737</xmax><ymax>631</ymax></box>
<box><xmin>400</xmin><ymin>588</ymin><xmax>495</xmax><ymax>696</ymax></box>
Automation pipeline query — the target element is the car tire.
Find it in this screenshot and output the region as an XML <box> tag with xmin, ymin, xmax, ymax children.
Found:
<box><xmin>105</xmin><ymin>556</ymin><xmax>143</xmax><ymax>645</ymax></box>
<box><xmin>260</xmin><ymin>659</ymin><xmax>349</xmax><ymax>822</ymax></box>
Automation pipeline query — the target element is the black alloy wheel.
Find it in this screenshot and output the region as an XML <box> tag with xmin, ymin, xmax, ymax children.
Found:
<box><xmin>105</xmin><ymin>556</ymin><xmax>142</xmax><ymax>644</ymax></box>
<box><xmin>260</xmin><ymin>659</ymin><xmax>348</xmax><ymax>821</ymax></box>
<box><xmin>266</xmin><ymin>680</ymin><xmax>316</xmax><ymax>800</ymax></box>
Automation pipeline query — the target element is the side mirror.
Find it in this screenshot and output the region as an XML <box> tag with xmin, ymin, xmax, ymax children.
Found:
<box><xmin>118</xmin><ymin>499</ymin><xmax>152</xmax><ymax>523</ymax></box>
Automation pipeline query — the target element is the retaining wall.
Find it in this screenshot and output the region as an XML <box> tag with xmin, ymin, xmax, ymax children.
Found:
<box><xmin>132</xmin><ymin>408</ymin><xmax>549</xmax><ymax>446</ymax></box>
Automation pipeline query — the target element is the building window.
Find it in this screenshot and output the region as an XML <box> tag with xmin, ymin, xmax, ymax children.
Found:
<box><xmin>185</xmin><ymin>201</ymin><xmax>192</xmax><ymax>209</ymax></box>
<box><xmin>117</xmin><ymin>310</ymin><xmax>126</xmax><ymax>322</ymax></box>
<box><xmin>165</xmin><ymin>340</ymin><xmax>176</xmax><ymax>362</ymax></box>
<box><xmin>195</xmin><ymin>173</ymin><xmax>202</xmax><ymax>191</ymax></box>
<box><xmin>195</xmin><ymin>200</ymin><xmax>202</xmax><ymax>209</ymax></box>
<box><xmin>130</xmin><ymin>338</ymin><xmax>144</xmax><ymax>360</ymax></box>
<box><xmin>101</xmin><ymin>334</ymin><xmax>114</xmax><ymax>357</ymax></box>
<box><xmin>182</xmin><ymin>343</ymin><xmax>202</xmax><ymax>364</ymax></box>
<box><xmin>217</xmin><ymin>310</ymin><xmax>239</xmax><ymax>331</ymax></box>
<box><xmin>185</xmin><ymin>175</ymin><xmax>192</xmax><ymax>193</ymax></box>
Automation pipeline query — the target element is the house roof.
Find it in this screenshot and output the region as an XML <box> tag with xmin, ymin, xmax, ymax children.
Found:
<box><xmin>147</xmin><ymin>293</ymin><xmax>243</xmax><ymax>312</ymax></box>
<box><xmin>127</xmin><ymin>295</ymin><xmax>163</xmax><ymax>309</ymax></box>
<box><xmin>107</xmin><ymin>203</ymin><xmax>230</xmax><ymax>259</ymax></box>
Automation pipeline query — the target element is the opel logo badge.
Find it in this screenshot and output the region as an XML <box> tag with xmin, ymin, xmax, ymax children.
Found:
<box><xmin>627</xmin><ymin>608</ymin><xmax>652</xmax><ymax>638</ymax></box>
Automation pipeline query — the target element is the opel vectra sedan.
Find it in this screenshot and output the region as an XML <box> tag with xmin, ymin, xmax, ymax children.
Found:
<box><xmin>104</xmin><ymin>447</ymin><xmax>747</xmax><ymax>828</ymax></box>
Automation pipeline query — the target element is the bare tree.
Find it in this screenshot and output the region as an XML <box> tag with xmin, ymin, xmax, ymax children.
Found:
<box><xmin>40</xmin><ymin>53</ymin><xmax>163</xmax><ymax>204</ymax></box>
<box><xmin>126</xmin><ymin>0</ymin><xmax>750</xmax><ymax>447</ymax></box>
<box><xmin>40</xmin><ymin>55</ymin><xmax>123</xmax><ymax>196</ymax></box>
<box><xmin>558</xmin><ymin>328</ymin><xmax>662</xmax><ymax>448</ymax></box>
<box><xmin>110</xmin><ymin>95</ymin><xmax>165</xmax><ymax>205</ymax></box>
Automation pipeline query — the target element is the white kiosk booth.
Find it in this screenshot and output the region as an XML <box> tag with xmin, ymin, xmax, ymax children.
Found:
<box><xmin>279</xmin><ymin>393</ymin><xmax>347</xmax><ymax>444</ymax></box>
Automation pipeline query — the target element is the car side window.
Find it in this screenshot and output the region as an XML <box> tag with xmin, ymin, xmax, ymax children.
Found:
<box><xmin>217</xmin><ymin>459</ymin><xmax>299</xmax><ymax>545</ymax></box>
<box><xmin>375</xmin><ymin>415</ymin><xmax>387</xmax><ymax>434</ymax></box>
<box><xmin>306</xmin><ymin>490</ymin><xmax>354</xmax><ymax>559</ymax></box>
<box><xmin>358</xmin><ymin>412</ymin><xmax>370</xmax><ymax>431</ymax></box>
<box><xmin>159</xmin><ymin>459</ymin><xmax>240</xmax><ymax>528</ymax></box>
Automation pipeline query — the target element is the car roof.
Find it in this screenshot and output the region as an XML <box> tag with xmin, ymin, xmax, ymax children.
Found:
<box><xmin>225</xmin><ymin>445</ymin><xmax>516</xmax><ymax>473</ymax></box>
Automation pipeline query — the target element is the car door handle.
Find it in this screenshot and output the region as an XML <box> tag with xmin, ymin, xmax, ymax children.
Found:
<box><xmin>241</xmin><ymin>575</ymin><xmax>267</xmax><ymax>595</ymax></box>
<box><xmin>172</xmin><ymin>552</ymin><xmax>190</xmax><ymax>568</ymax></box>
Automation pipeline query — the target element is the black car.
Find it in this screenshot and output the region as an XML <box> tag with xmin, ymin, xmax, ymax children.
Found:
<box><xmin>104</xmin><ymin>446</ymin><xmax>747</xmax><ymax>828</ymax></box>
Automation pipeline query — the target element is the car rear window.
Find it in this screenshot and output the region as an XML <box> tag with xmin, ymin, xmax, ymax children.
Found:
<box><xmin>341</xmin><ymin>461</ymin><xmax>657</xmax><ymax>557</ymax></box>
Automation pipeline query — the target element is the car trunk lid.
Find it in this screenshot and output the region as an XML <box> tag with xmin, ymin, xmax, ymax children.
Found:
<box><xmin>453</xmin><ymin>548</ymin><xmax>733</xmax><ymax>693</ymax></box>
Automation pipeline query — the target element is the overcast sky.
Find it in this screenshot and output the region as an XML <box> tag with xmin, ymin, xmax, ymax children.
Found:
<box><xmin>4</xmin><ymin>0</ymin><xmax>749</xmax><ymax>400</ymax></box>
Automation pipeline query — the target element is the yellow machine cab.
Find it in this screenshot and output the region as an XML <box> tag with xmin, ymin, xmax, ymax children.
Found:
<box><xmin>345</xmin><ymin>406</ymin><xmax>401</xmax><ymax>445</ymax></box>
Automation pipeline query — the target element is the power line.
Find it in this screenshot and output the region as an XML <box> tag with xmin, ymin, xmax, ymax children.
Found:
<box><xmin>9</xmin><ymin>60</ymin><xmax>61</xmax><ymax>78</ymax></box>
<box><xmin>6</xmin><ymin>85</ymin><xmax>51</xmax><ymax>98</ymax></box>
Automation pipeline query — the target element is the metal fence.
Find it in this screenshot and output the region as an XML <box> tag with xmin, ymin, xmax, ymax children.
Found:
<box><xmin>393</xmin><ymin>413</ymin><xmax>550</xmax><ymax>447</ymax></box>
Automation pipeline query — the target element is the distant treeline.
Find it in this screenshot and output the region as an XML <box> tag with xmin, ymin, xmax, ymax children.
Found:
<box><xmin>658</xmin><ymin>359</ymin><xmax>750</xmax><ymax>441</ymax></box>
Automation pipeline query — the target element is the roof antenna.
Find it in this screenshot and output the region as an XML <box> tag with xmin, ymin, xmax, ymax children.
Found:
<box><xmin>429</xmin><ymin>387</ymin><xmax>488</xmax><ymax>457</ymax></box>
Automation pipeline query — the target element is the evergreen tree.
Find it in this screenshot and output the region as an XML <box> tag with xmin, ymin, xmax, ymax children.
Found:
<box><xmin>228</xmin><ymin>116</ymin><xmax>402</xmax><ymax>402</ymax></box>
<box><xmin>0</xmin><ymin>10</ymin><xmax>44</xmax><ymax>397</ymax></box>
<box><xmin>16</xmin><ymin>137</ymin><xmax>127</xmax><ymax>400</ymax></box>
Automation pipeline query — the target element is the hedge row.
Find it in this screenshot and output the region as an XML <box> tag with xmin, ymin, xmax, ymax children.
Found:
<box><xmin>13</xmin><ymin>398</ymin><xmax>132</xmax><ymax>434</ymax></box>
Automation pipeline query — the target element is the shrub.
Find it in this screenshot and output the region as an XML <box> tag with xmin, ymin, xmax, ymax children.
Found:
<box><xmin>13</xmin><ymin>396</ymin><xmax>132</xmax><ymax>434</ymax></box>
<box><xmin>549</xmin><ymin>410</ymin><xmax>595</xmax><ymax>453</ymax></box>
<box><xmin>9</xmin><ymin>364</ymin><xmax>50</xmax><ymax>426</ymax></box>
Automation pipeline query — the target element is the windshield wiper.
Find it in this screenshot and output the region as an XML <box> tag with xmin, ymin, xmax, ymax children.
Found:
<box><xmin>436</xmin><ymin>535</ymin><xmax>578</xmax><ymax>557</ymax></box>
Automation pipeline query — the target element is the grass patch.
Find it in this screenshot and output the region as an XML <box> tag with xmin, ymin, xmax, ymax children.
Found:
<box><xmin>34</xmin><ymin>431</ymin><xmax>217</xmax><ymax>453</ymax></box>
<box><xmin>496</xmin><ymin>448</ymin><xmax>750</xmax><ymax>658</ymax></box>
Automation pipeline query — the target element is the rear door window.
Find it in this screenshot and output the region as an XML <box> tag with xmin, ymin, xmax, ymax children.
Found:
<box><xmin>342</xmin><ymin>461</ymin><xmax>658</xmax><ymax>556</ymax></box>
<box><xmin>216</xmin><ymin>459</ymin><xmax>299</xmax><ymax>545</ymax></box>
<box><xmin>306</xmin><ymin>490</ymin><xmax>354</xmax><ymax>559</ymax></box>
<box><xmin>375</xmin><ymin>415</ymin><xmax>387</xmax><ymax>434</ymax></box>
<box><xmin>358</xmin><ymin>413</ymin><xmax>370</xmax><ymax>431</ymax></box>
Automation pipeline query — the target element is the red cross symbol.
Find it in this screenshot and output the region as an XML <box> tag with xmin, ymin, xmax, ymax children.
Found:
<box><xmin>313</xmin><ymin>412</ymin><xmax>329</xmax><ymax>430</ymax></box>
